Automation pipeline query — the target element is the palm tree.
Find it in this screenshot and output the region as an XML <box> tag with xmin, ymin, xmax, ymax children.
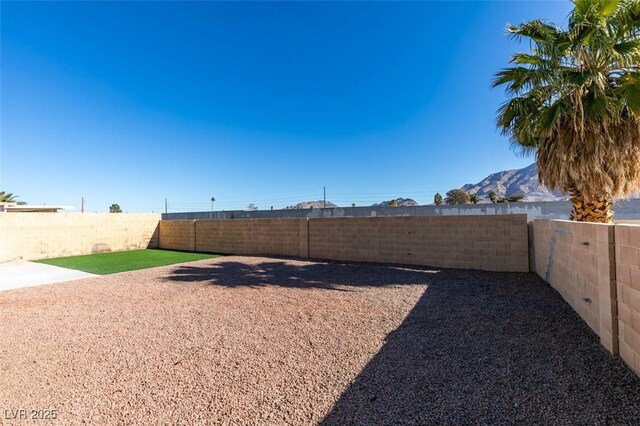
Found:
<box><xmin>445</xmin><ymin>189</ymin><xmax>471</xmax><ymax>205</ymax></box>
<box><xmin>0</xmin><ymin>191</ymin><xmax>17</xmax><ymax>202</ymax></box>
<box><xmin>494</xmin><ymin>0</ymin><xmax>640</xmax><ymax>223</ymax></box>
<box><xmin>0</xmin><ymin>191</ymin><xmax>26</xmax><ymax>205</ymax></box>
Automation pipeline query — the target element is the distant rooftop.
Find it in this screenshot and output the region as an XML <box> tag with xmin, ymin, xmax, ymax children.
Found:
<box><xmin>0</xmin><ymin>204</ymin><xmax>73</xmax><ymax>213</ymax></box>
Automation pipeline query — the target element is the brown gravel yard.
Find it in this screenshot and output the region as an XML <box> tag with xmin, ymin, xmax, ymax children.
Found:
<box><xmin>1</xmin><ymin>256</ymin><xmax>640</xmax><ymax>425</ymax></box>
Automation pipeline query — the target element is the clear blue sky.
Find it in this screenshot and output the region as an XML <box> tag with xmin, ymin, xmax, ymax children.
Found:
<box><xmin>1</xmin><ymin>1</ymin><xmax>573</xmax><ymax>212</ymax></box>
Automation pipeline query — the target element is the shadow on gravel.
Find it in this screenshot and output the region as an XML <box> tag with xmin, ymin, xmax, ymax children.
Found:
<box><xmin>321</xmin><ymin>272</ymin><xmax>640</xmax><ymax>425</ymax></box>
<box><xmin>166</xmin><ymin>259</ymin><xmax>441</xmax><ymax>290</ymax></box>
<box><xmin>166</xmin><ymin>259</ymin><xmax>640</xmax><ymax>423</ymax></box>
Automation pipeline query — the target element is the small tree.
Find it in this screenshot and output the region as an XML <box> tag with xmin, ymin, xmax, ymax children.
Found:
<box><xmin>109</xmin><ymin>204</ymin><xmax>122</xmax><ymax>213</ymax></box>
<box><xmin>469</xmin><ymin>194</ymin><xmax>480</xmax><ymax>204</ymax></box>
<box><xmin>434</xmin><ymin>193</ymin><xmax>443</xmax><ymax>205</ymax></box>
<box><xmin>247</xmin><ymin>203</ymin><xmax>258</xmax><ymax>211</ymax></box>
<box><xmin>445</xmin><ymin>189</ymin><xmax>470</xmax><ymax>205</ymax></box>
<box><xmin>388</xmin><ymin>199</ymin><xmax>398</xmax><ymax>207</ymax></box>
<box><xmin>494</xmin><ymin>193</ymin><xmax>525</xmax><ymax>203</ymax></box>
<box><xmin>488</xmin><ymin>191</ymin><xmax>498</xmax><ymax>203</ymax></box>
<box><xmin>351</xmin><ymin>203</ymin><xmax>356</xmax><ymax>208</ymax></box>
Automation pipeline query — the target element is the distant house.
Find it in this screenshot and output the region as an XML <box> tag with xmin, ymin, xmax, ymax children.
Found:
<box><xmin>0</xmin><ymin>203</ymin><xmax>71</xmax><ymax>213</ymax></box>
<box><xmin>0</xmin><ymin>202</ymin><xmax>17</xmax><ymax>212</ymax></box>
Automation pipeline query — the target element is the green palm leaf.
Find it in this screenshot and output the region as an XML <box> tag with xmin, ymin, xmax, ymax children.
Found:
<box><xmin>495</xmin><ymin>0</ymin><xmax>640</xmax><ymax>221</ymax></box>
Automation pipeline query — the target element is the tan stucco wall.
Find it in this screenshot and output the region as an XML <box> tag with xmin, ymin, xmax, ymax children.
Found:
<box><xmin>531</xmin><ymin>220</ymin><xmax>617</xmax><ymax>354</ymax></box>
<box><xmin>158</xmin><ymin>215</ymin><xmax>529</xmax><ymax>272</ymax></box>
<box><xmin>616</xmin><ymin>224</ymin><xmax>640</xmax><ymax>375</ymax></box>
<box><xmin>0</xmin><ymin>213</ymin><xmax>160</xmax><ymax>262</ymax></box>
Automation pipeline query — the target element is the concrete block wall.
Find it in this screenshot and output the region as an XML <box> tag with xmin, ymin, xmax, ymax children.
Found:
<box><xmin>158</xmin><ymin>220</ymin><xmax>195</xmax><ymax>252</ymax></box>
<box><xmin>162</xmin><ymin>198</ymin><xmax>640</xmax><ymax>221</ymax></box>
<box><xmin>531</xmin><ymin>220</ymin><xmax>618</xmax><ymax>354</ymax></box>
<box><xmin>616</xmin><ymin>224</ymin><xmax>640</xmax><ymax>375</ymax></box>
<box><xmin>195</xmin><ymin>218</ymin><xmax>307</xmax><ymax>258</ymax></box>
<box><xmin>158</xmin><ymin>215</ymin><xmax>530</xmax><ymax>272</ymax></box>
<box><xmin>0</xmin><ymin>213</ymin><xmax>160</xmax><ymax>262</ymax></box>
<box><xmin>308</xmin><ymin>215</ymin><xmax>529</xmax><ymax>272</ymax></box>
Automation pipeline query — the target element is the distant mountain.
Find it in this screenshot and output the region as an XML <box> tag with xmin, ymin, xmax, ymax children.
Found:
<box><xmin>284</xmin><ymin>200</ymin><xmax>338</xmax><ymax>209</ymax></box>
<box><xmin>461</xmin><ymin>163</ymin><xmax>565</xmax><ymax>202</ymax></box>
<box><xmin>373</xmin><ymin>198</ymin><xmax>419</xmax><ymax>207</ymax></box>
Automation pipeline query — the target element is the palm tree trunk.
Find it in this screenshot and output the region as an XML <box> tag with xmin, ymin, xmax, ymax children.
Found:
<box><xmin>569</xmin><ymin>189</ymin><xmax>613</xmax><ymax>223</ymax></box>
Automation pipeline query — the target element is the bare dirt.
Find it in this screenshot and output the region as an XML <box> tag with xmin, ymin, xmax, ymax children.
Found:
<box><xmin>1</xmin><ymin>256</ymin><xmax>639</xmax><ymax>425</ymax></box>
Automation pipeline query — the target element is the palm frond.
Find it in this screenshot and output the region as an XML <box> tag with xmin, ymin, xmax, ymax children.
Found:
<box><xmin>495</xmin><ymin>0</ymin><xmax>640</xmax><ymax>201</ymax></box>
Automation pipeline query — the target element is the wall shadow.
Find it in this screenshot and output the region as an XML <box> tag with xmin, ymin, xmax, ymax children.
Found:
<box><xmin>147</xmin><ymin>222</ymin><xmax>160</xmax><ymax>249</ymax></box>
<box><xmin>321</xmin><ymin>272</ymin><xmax>640</xmax><ymax>424</ymax></box>
<box><xmin>166</xmin><ymin>258</ymin><xmax>441</xmax><ymax>290</ymax></box>
<box><xmin>165</xmin><ymin>258</ymin><xmax>640</xmax><ymax>423</ymax></box>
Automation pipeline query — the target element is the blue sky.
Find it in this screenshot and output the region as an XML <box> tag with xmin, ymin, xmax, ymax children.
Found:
<box><xmin>1</xmin><ymin>1</ymin><xmax>573</xmax><ymax>212</ymax></box>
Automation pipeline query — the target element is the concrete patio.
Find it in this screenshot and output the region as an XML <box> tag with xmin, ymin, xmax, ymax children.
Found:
<box><xmin>0</xmin><ymin>261</ymin><xmax>97</xmax><ymax>292</ymax></box>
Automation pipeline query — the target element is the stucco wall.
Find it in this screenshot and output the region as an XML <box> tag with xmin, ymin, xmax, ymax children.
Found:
<box><xmin>162</xmin><ymin>198</ymin><xmax>640</xmax><ymax>221</ymax></box>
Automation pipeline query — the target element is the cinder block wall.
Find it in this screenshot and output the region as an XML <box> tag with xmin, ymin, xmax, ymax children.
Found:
<box><xmin>308</xmin><ymin>215</ymin><xmax>529</xmax><ymax>272</ymax></box>
<box><xmin>158</xmin><ymin>220</ymin><xmax>196</xmax><ymax>252</ymax></box>
<box><xmin>0</xmin><ymin>213</ymin><xmax>160</xmax><ymax>262</ymax></box>
<box><xmin>158</xmin><ymin>215</ymin><xmax>529</xmax><ymax>272</ymax></box>
<box><xmin>195</xmin><ymin>218</ymin><xmax>308</xmax><ymax>258</ymax></box>
<box><xmin>531</xmin><ymin>220</ymin><xmax>617</xmax><ymax>354</ymax></box>
<box><xmin>616</xmin><ymin>224</ymin><xmax>640</xmax><ymax>375</ymax></box>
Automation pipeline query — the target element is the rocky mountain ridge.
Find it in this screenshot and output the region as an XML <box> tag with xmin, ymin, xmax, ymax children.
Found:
<box><xmin>461</xmin><ymin>163</ymin><xmax>564</xmax><ymax>202</ymax></box>
<box><xmin>284</xmin><ymin>200</ymin><xmax>339</xmax><ymax>209</ymax></box>
<box><xmin>373</xmin><ymin>198</ymin><xmax>419</xmax><ymax>207</ymax></box>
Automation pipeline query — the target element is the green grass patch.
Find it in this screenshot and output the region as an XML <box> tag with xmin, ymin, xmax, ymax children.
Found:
<box><xmin>36</xmin><ymin>249</ymin><xmax>221</xmax><ymax>275</ymax></box>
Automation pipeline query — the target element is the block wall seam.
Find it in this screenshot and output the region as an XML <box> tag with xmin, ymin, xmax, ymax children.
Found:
<box><xmin>610</xmin><ymin>226</ymin><xmax>619</xmax><ymax>355</ymax></box>
<box><xmin>308</xmin><ymin>219</ymin><xmax>314</xmax><ymax>259</ymax></box>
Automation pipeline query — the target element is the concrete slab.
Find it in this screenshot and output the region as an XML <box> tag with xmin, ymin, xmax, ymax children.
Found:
<box><xmin>0</xmin><ymin>261</ymin><xmax>98</xmax><ymax>292</ymax></box>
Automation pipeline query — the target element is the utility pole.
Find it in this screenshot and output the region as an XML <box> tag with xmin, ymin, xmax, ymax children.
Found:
<box><xmin>323</xmin><ymin>186</ymin><xmax>326</xmax><ymax>208</ymax></box>
<box><xmin>165</xmin><ymin>198</ymin><xmax>168</xmax><ymax>214</ymax></box>
<box><xmin>81</xmin><ymin>196</ymin><xmax>84</xmax><ymax>213</ymax></box>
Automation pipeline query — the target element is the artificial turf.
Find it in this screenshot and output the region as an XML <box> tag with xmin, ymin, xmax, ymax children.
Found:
<box><xmin>35</xmin><ymin>249</ymin><xmax>221</xmax><ymax>275</ymax></box>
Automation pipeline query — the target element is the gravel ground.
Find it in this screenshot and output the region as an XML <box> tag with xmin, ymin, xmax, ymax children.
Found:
<box><xmin>1</xmin><ymin>256</ymin><xmax>639</xmax><ymax>425</ymax></box>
